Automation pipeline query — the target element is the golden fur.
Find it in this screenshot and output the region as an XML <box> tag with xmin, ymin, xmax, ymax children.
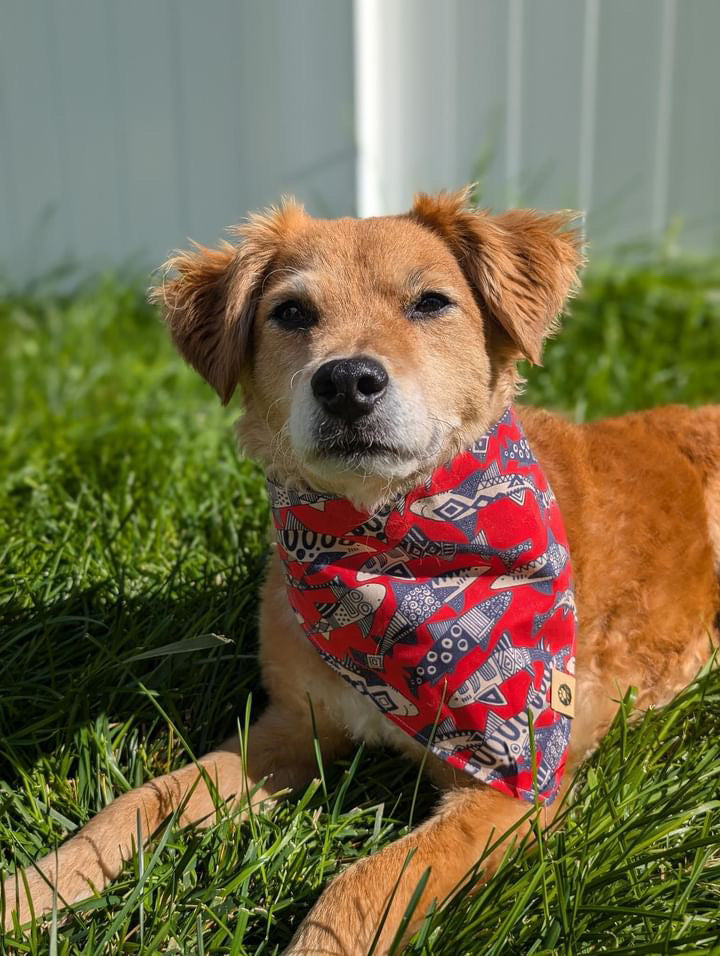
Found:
<box><xmin>5</xmin><ymin>190</ymin><xmax>719</xmax><ymax>954</ymax></box>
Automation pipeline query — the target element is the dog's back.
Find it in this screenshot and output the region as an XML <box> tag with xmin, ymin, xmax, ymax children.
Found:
<box><xmin>648</xmin><ymin>404</ymin><xmax>720</xmax><ymax>573</ymax></box>
<box><xmin>518</xmin><ymin>403</ymin><xmax>720</xmax><ymax>757</ymax></box>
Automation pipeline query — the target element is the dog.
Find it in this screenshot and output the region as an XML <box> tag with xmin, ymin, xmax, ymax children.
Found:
<box><xmin>4</xmin><ymin>188</ymin><xmax>720</xmax><ymax>954</ymax></box>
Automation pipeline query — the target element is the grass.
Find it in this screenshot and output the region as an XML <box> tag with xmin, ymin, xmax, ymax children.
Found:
<box><xmin>1</xmin><ymin>254</ymin><xmax>720</xmax><ymax>954</ymax></box>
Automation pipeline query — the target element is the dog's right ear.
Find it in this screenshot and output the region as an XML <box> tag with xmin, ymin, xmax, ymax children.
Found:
<box><xmin>149</xmin><ymin>242</ymin><xmax>242</xmax><ymax>404</ymax></box>
<box><xmin>149</xmin><ymin>200</ymin><xmax>305</xmax><ymax>404</ymax></box>
<box><xmin>149</xmin><ymin>239</ymin><xmax>269</xmax><ymax>405</ymax></box>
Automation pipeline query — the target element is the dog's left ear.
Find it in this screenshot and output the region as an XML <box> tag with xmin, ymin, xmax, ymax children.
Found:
<box><xmin>410</xmin><ymin>189</ymin><xmax>585</xmax><ymax>364</ymax></box>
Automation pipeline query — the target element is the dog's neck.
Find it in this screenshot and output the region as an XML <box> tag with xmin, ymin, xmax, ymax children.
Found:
<box><xmin>266</xmin><ymin>404</ymin><xmax>576</xmax><ymax>803</ymax></box>
<box><xmin>238</xmin><ymin>389</ymin><xmax>517</xmax><ymax>514</ymax></box>
<box><xmin>267</xmin><ymin>405</ymin><xmax>514</xmax><ymax>519</ymax></box>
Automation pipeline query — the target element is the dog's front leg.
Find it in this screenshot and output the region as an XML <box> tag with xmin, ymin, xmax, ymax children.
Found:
<box><xmin>3</xmin><ymin>700</ymin><xmax>348</xmax><ymax>931</ymax></box>
<box><xmin>286</xmin><ymin>783</ymin><xmax>565</xmax><ymax>956</ymax></box>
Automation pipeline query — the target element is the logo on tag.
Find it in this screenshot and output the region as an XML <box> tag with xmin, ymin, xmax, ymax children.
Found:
<box><xmin>551</xmin><ymin>669</ymin><xmax>575</xmax><ymax>717</ymax></box>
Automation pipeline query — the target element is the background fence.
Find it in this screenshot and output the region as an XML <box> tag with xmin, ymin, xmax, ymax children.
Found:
<box><xmin>1</xmin><ymin>0</ymin><xmax>719</xmax><ymax>285</ymax></box>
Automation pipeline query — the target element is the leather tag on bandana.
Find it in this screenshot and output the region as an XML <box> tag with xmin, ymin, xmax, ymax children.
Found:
<box><xmin>551</xmin><ymin>670</ymin><xmax>576</xmax><ymax>718</ymax></box>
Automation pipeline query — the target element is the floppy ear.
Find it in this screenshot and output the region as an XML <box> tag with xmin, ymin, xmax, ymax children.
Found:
<box><xmin>410</xmin><ymin>189</ymin><xmax>585</xmax><ymax>364</ymax></box>
<box><xmin>149</xmin><ymin>200</ymin><xmax>305</xmax><ymax>403</ymax></box>
<box><xmin>150</xmin><ymin>242</ymin><xmax>245</xmax><ymax>404</ymax></box>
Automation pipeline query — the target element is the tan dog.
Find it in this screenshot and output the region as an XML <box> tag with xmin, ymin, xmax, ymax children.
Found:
<box><xmin>5</xmin><ymin>189</ymin><xmax>720</xmax><ymax>953</ymax></box>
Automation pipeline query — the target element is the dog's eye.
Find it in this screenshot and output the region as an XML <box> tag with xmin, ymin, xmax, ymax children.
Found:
<box><xmin>270</xmin><ymin>299</ymin><xmax>316</xmax><ymax>330</ymax></box>
<box><xmin>411</xmin><ymin>292</ymin><xmax>451</xmax><ymax>318</ymax></box>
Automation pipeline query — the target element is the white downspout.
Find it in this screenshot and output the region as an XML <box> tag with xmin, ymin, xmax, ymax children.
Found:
<box><xmin>354</xmin><ymin>0</ymin><xmax>385</xmax><ymax>217</ymax></box>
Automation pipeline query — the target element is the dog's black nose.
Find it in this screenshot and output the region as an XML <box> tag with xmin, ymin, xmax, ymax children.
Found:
<box><xmin>311</xmin><ymin>356</ymin><xmax>389</xmax><ymax>421</ymax></box>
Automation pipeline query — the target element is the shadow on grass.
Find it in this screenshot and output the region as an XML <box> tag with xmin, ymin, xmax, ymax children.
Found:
<box><xmin>0</xmin><ymin>562</ymin><xmax>268</xmax><ymax>783</ymax></box>
<box><xmin>0</xmin><ymin>560</ymin><xmax>443</xmax><ymax>952</ymax></box>
<box><xmin>0</xmin><ymin>557</ymin><xmax>439</xmax><ymax>817</ymax></box>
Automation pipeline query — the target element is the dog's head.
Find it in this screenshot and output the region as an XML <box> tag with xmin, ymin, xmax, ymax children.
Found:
<box><xmin>151</xmin><ymin>189</ymin><xmax>583</xmax><ymax>508</ymax></box>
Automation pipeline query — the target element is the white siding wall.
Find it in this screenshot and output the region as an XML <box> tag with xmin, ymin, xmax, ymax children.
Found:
<box><xmin>0</xmin><ymin>0</ymin><xmax>355</xmax><ymax>284</ymax></box>
<box><xmin>356</xmin><ymin>0</ymin><xmax>720</xmax><ymax>252</ymax></box>
<box><xmin>1</xmin><ymin>0</ymin><xmax>719</xmax><ymax>284</ymax></box>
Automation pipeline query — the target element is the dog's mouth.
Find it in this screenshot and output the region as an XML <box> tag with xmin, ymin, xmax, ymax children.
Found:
<box><xmin>308</xmin><ymin>416</ymin><xmax>422</xmax><ymax>476</ymax></box>
<box><xmin>297</xmin><ymin>422</ymin><xmax>449</xmax><ymax>509</ymax></box>
<box><xmin>315</xmin><ymin>433</ymin><xmax>405</xmax><ymax>462</ymax></box>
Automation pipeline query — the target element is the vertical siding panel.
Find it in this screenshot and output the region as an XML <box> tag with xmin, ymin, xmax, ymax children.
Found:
<box><xmin>173</xmin><ymin>0</ymin><xmax>251</xmax><ymax>244</ymax></box>
<box><xmin>0</xmin><ymin>0</ymin><xmax>68</xmax><ymax>282</ymax></box>
<box><xmin>0</xmin><ymin>26</ymin><xmax>18</xmax><ymax>275</ymax></box>
<box><xmin>167</xmin><ymin>2</ymin><xmax>191</xmax><ymax>244</ymax></box>
<box><xmin>104</xmin><ymin>0</ymin><xmax>130</xmax><ymax>261</ymax></box>
<box><xmin>284</xmin><ymin>0</ymin><xmax>354</xmax><ymax>217</ymax></box>
<box><xmin>232</xmin><ymin>0</ymin><xmax>355</xmax><ymax>218</ymax></box>
<box><xmin>443</xmin><ymin>0</ymin><xmax>459</xmax><ymax>195</ymax></box>
<box><xmin>651</xmin><ymin>0</ymin><xmax>676</xmax><ymax>235</ymax></box>
<box><xmin>455</xmin><ymin>0</ymin><xmax>510</xmax><ymax>209</ymax></box>
<box><xmin>109</xmin><ymin>0</ymin><xmax>187</xmax><ymax>265</ymax></box>
<box><xmin>590</xmin><ymin>0</ymin><xmax>664</xmax><ymax>246</ymax></box>
<box><xmin>521</xmin><ymin>0</ymin><xmax>585</xmax><ymax>211</ymax></box>
<box><xmin>48</xmin><ymin>0</ymin><xmax>123</xmax><ymax>270</ymax></box>
<box><xmin>505</xmin><ymin>0</ymin><xmax>523</xmax><ymax>206</ymax></box>
<box><xmin>667</xmin><ymin>0</ymin><xmax>720</xmax><ymax>250</ymax></box>
<box><xmin>578</xmin><ymin>0</ymin><xmax>600</xmax><ymax>218</ymax></box>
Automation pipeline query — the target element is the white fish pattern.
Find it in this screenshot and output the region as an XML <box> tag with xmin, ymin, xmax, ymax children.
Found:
<box><xmin>406</xmin><ymin>592</ymin><xmax>514</xmax><ymax>694</ymax></box>
<box><xmin>490</xmin><ymin>529</ymin><xmax>569</xmax><ymax>592</ymax></box>
<box><xmin>310</xmin><ymin>579</ymin><xmax>387</xmax><ymax>640</ymax></box>
<box><xmin>317</xmin><ymin>648</ymin><xmax>419</xmax><ymax>717</ymax></box>
<box><xmin>531</xmin><ymin>588</ymin><xmax>577</xmax><ymax>636</ymax></box>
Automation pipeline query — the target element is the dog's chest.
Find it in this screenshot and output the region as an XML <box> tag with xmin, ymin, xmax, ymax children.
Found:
<box><xmin>268</xmin><ymin>407</ymin><xmax>577</xmax><ymax>802</ymax></box>
<box><xmin>305</xmin><ymin>646</ymin><xmax>421</xmax><ymax>753</ymax></box>
<box><xmin>271</xmin><ymin>580</ymin><xmax>418</xmax><ymax>754</ymax></box>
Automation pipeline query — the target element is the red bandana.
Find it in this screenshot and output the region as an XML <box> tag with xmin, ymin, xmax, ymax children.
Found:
<box><xmin>268</xmin><ymin>407</ymin><xmax>576</xmax><ymax>803</ymax></box>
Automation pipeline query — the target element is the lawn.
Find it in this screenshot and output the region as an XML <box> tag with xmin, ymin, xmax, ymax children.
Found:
<box><xmin>1</xmin><ymin>256</ymin><xmax>720</xmax><ymax>954</ymax></box>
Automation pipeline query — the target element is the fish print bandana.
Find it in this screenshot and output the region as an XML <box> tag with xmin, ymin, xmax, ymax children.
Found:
<box><xmin>267</xmin><ymin>407</ymin><xmax>576</xmax><ymax>803</ymax></box>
